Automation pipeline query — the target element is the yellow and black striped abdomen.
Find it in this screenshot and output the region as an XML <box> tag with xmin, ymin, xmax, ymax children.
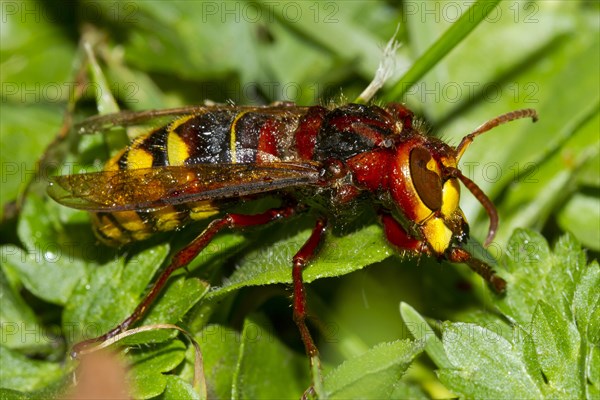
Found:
<box><xmin>92</xmin><ymin>113</ymin><xmax>232</xmax><ymax>245</ymax></box>
<box><xmin>91</xmin><ymin>200</ymin><xmax>219</xmax><ymax>245</ymax></box>
<box><xmin>90</xmin><ymin>108</ymin><xmax>302</xmax><ymax>246</ymax></box>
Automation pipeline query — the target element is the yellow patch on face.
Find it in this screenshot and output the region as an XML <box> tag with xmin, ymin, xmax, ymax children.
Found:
<box><xmin>441</xmin><ymin>178</ymin><xmax>460</xmax><ymax>218</ymax></box>
<box><xmin>422</xmin><ymin>217</ymin><xmax>453</xmax><ymax>255</ymax></box>
<box><xmin>426</xmin><ymin>157</ymin><xmax>439</xmax><ymax>174</ymax></box>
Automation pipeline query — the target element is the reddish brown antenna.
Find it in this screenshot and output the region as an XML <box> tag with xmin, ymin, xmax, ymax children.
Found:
<box><xmin>456</xmin><ymin>109</ymin><xmax>538</xmax><ymax>161</ymax></box>
<box><xmin>445</xmin><ymin>167</ymin><xmax>498</xmax><ymax>247</ymax></box>
<box><xmin>450</xmin><ymin>108</ymin><xmax>538</xmax><ymax>246</ymax></box>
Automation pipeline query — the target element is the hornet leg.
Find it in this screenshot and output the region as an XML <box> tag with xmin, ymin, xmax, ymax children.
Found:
<box><xmin>73</xmin><ymin>206</ymin><xmax>298</xmax><ymax>355</ymax></box>
<box><xmin>291</xmin><ymin>218</ymin><xmax>327</xmax><ymax>399</ymax></box>
<box><xmin>292</xmin><ymin>218</ymin><xmax>327</xmax><ymax>357</ymax></box>
<box><xmin>381</xmin><ymin>212</ymin><xmax>506</xmax><ymax>293</ymax></box>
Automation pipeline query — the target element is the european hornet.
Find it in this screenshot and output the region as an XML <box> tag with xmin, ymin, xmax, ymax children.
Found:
<box><xmin>48</xmin><ymin>102</ymin><xmax>537</xmax><ymax>363</ymax></box>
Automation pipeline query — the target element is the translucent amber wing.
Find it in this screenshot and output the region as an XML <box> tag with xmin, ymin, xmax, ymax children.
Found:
<box><xmin>48</xmin><ymin>162</ymin><xmax>320</xmax><ymax>212</ymax></box>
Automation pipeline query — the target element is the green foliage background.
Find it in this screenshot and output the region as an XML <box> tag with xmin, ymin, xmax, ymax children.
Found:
<box><xmin>1</xmin><ymin>1</ymin><xmax>598</xmax><ymax>398</ymax></box>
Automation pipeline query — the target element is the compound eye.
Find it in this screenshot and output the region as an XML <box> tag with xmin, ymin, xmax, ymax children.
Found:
<box><xmin>410</xmin><ymin>146</ymin><xmax>442</xmax><ymax>211</ymax></box>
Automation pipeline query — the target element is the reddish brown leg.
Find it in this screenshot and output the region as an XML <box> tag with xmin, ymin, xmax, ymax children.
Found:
<box><xmin>448</xmin><ymin>247</ymin><xmax>506</xmax><ymax>293</ymax></box>
<box><xmin>73</xmin><ymin>206</ymin><xmax>297</xmax><ymax>355</ymax></box>
<box><xmin>381</xmin><ymin>212</ymin><xmax>506</xmax><ymax>293</ymax></box>
<box><xmin>380</xmin><ymin>212</ymin><xmax>424</xmax><ymax>253</ymax></box>
<box><xmin>292</xmin><ymin>218</ymin><xmax>327</xmax><ymax>357</ymax></box>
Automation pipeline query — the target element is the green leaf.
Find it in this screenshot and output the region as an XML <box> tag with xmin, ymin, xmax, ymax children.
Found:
<box><xmin>2</xmin><ymin>195</ymin><xmax>89</xmax><ymax>305</ymax></box>
<box><xmin>531</xmin><ymin>301</ymin><xmax>583</xmax><ymax>398</ymax></box>
<box><xmin>399</xmin><ymin>302</ymin><xmax>451</xmax><ymax>369</ymax></box>
<box><xmin>495</xmin><ymin>229</ymin><xmax>551</xmax><ymax>325</ymax></box>
<box><xmin>0</xmin><ymin>268</ymin><xmax>51</xmax><ymax>351</ymax></box>
<box><xmin>0</xmin><ymin>346</ymin><xmax>63</xmax><ymax>392</ymax></box>
<box><xmin>324</xmin><ymin>339</ymin><xmax>424</xmax><ymax>398</ymax></box>
<box><xmin>128</xmin><ymin>339</ymin><xmax>187</xmax><ymax>399</ymax></box>
<box><xmin>0</xmin><ymin>0</ymin><xmax>76</xmax><ymax>221</ymax></box>
<box><xmin>0</xmin><ymin>388</ymin><xmax>31</xmax><ymax>400</ymax></box>
<box><xmin>436</xmin><ymin>230</ymin><xmax>598</xmax><ymax>399</ymax></box>
<box><xmin>388</xmin><ymin>382</ymin><xmax>429</xmax><ymax>400</ymax></box>
<box><xmin>512</xmin><ymin>325</ymin><xmax>546</xmax><ymax>391</ymax></box>
<box><xmin>138</xmin><ymin>280</ymin><xmax>209</xmax><ymax>347</ymax></box>
<box><xmin>113</xmin><ymin>277</ymin><xmax>210</xmax><ymax>347</ymax></box>
<box><xmin>573</xmin><ymin>261</ymin><xmax>600</xmax><ymax>342</ymax></box>
<box><xmin>62</xmin><ymin>244</ymin><xmax>168</xmax><ymax>343</ymax></box>
<box><xmin>496</xmin><ymin>230</ymin><xmax>589</xmax><ymax>327</ymax></box>
<box><xmin>162</xmin><ymin>375</ymin><xmax>200</xmax><ymax>400</ymax></box>
<box><xmin>232</xmin><ymin>314</ymin><xmax>308</xmax><ymax>399</ymax></box>
<box><xmin>194</xmin><ymin>324</ymin><xmax>241</xmax><ymax>399</ymax></box>
<box><xmin>589</xmin><ymin>345</ymin><xmax>600</xmax><ymax>399</ymax></box>
<box><xmin>438</xmin><ymin>323</ymin><xmax>543</xmax><ymax>399</ymax></box>
<box><xmin>0</xmin><ymin>104</ymin><xmax>64</xmax><ymax>218</ymax></box>
<box><xmin>492</xmin><ymin>99</ymin><xmax>599</xmax><ymax>246</ymax></box>
<box><xmin>0</xmin><ymin>384</ymin><xmax>73</xmax><ymax>400</ymax></box>
<box><xmin>144</xmin><ymin>278</ymin><xmax>209</xmax><ymax>326</ymax></box>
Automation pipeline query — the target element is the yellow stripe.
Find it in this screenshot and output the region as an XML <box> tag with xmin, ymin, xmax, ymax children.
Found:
<box><xmin>166</xmin><ymin>115</ymin><xmax>195</xmax><ymax>166</ymax></box>
<box><xmin>127</xmin><ymin>147</ymin><xmax>154</xmax><ymax>169</ymax></box>
<box><xmin>168</xmin><ymin>114</ymin><xmax>196</xmax><ymax>132</ymax></box>
<box><xmin>230</xmin><ymin>110</ymin><xmax>249</xmax><ymax>163</ymax></box>
<box><xmin>167</xmin><ymin>132</ymin><xmax>190</xmax><ymax>166</ymax></box>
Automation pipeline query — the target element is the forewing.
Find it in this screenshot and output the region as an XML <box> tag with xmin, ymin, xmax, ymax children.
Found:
<box><xmin>48</xmin><ymin>163</ymin><xmax>321</xmax><ymax>212</ymax></box>
<box><xmin>74</xmin><ymin>106</ymin><xmax>212</xmax><ymax>135</ymax></box>
<box><xmin>75</xmin><ymin>105</ymin><xmax>310</xmax><ymax>135</ymax></box>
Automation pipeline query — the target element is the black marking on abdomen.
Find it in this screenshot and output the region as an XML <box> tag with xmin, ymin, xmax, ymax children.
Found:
<box><xmin>175</xmin><ymin>111</ymin><xmax>237</xmax><ymax>164</ymax></box>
